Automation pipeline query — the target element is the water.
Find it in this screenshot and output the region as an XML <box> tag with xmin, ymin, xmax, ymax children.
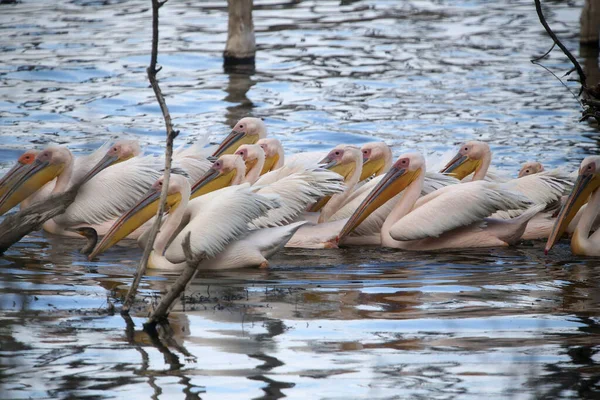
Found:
<box><xmin>1</xmin><ymin>0</ymin><xmax>600</xmax><ymax>398</ymax></box>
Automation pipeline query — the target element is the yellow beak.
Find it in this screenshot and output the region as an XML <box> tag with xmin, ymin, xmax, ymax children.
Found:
<box><xmin>360</xmin><ymin>157</ymin><xmax>386</xmax><ymax>181</ymax></box>
<box><xmin>338</xmin><ymin>167</ymin><xmax>422</xmax><ymax>241</ymax></box>
<box><xmin>545</xmin><ymin>172</ymin><xmax>600</xmax><ymax>254</ymax></box>
<box><xmin>0</xmin><ymin>161</ymin><xmax>30</xmax><ymax>198</ymax></box>
<box><xmin>0</xmin><ymin>160</ymin><xmax>65</xmax><ymax>216</ymax></box>
<box><xmin>260</xmin><ymin>153</ymin><xmax>280</xmax><ymax>175</ymax></box>
<box><xmin>212</xmin><ymin>130</ymin><xmax>257</xmax><ymax>157</ymax></box>
<box><xmin>190</xmin><ymin>167</ymin><xmax>237</xmax><ymax>199</ymax></box>
<box><xmin>88</xmin><ymin>188</ymin><xmax>182</xmax><ymax>259</ymax></box>
<box><xmin>440</xmin><ymin>153</ymin><xmax>481</xmax><ymax>180</ymax></box>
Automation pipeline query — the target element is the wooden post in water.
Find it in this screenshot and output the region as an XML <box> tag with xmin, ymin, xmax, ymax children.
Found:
<box><xmin>581</xmin><ymin>0</ymin><xmax>600</xmax><ymax>46</ymax></box>
<box><xmin>223</xmin><ymin>0</ymin><xmax>256</xmax><ymax>67</ymax></box>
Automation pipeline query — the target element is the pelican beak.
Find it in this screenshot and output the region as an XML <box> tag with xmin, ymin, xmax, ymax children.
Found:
<box><xmin>0</xmin><ymin>162</ymin><xmax>30</xmax><ymax>197</ymax></box>
<box><xmin>77</xmin><ymin>153</ymin><xmax>122</xmax><ymax>185</ymax></box>
<box><xmin>360</xmin><ymin>156</ymin><xmax>386</xmax><ymax>181</ymax></box>
<box><xmin>88</xmin><ymin>187</ymin><xmax>182</xmax><ymax>259</ymax></box>
<box><xmin>545</xmin><ymin>171</ymin><xmax>600</xmax><ymax>254</ymax></box>
<box><xmin>212</xmin><ymin>130</ymin><xmax>256</xmax><ymax>157</ymax></box>
<box><xmin>338</xmin><ymin>166</ymin><xmax>422</xmax><ymax>241</ymax></box>
<box><xmin>244</xmin><ymin>158</ymin><xmax>259</xmax><ymax>176</ymax></box>
<box><xmin>260</xmin><ymin>153</ymin><xmax>279</xmax><ymax>175</ymax></box>
<box><xmin>190</xmin><ymin>167</ymin><xmax>237</xmax><ymax>199</ymax></box>
<box><xmin>319</xmin><ymin>156</ymin><xmax>356</xmax><ymax>182</ymax></box>
<box><xmin>0</xmin><ymin>159</ymin><xmax>65</xmax><ymax>216</ymax></box>
<box><xmin>440</xmin><ymin>153</ymin><xmax>481</xmax><ymax>179</ymax></box>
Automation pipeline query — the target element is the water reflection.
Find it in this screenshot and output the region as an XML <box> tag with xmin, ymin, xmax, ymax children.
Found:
<box><xmin>2</xmin><ymin>0</ymin><xmax>600</xmax><ymax>398</ymax></box>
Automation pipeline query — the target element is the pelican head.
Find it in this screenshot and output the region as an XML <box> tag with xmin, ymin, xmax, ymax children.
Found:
<box><xmin>440</xmin><ymin>141</ymin><xmax>490</xmax><ymax>180</ymax></box>
<box><xmin>190</xmin><ymin>154</ymin><xmax>244</xmax><ymax>198</ymax></box>
<box><xmin>0</xmin><ymin>146</ymin><xmax>73</xmax><ymax>216</ymax></box>
<box><xmin>338</xmin><ymin>153</ymin><xmax>424</xmax><ymax>241</ymax></box>
<box><xmin>235</xmin><ymin>144</ymin><xmax>265</xmax><ymax>178</ymax></box>
<box><xmin>360</xmin><ymin>142</ymin><xmax>392</xmax><ymax>181</ymax></box>
<box><xmin>212</xmin><ymin>117</ymin><xmax>267</xmax><ymax>157</ymax></box>
<box><xmin>257</xmin><ymin>138</ymin><xmax>284</xmax><ymax>174</ymax></box>
<box><xmin>89</xmin><ymin>174</ymin><xmax>189</xmax><ymax>259</ymax></box>
<box><xmin>518</xmin><ymin>161</ymin><xmax>544</xmax><ymax>178</ymax></box>
<box><xmin>319</xmin><ymin>145</ymin><xmax>362</xmax><ymax>183</ymax></box>
<box><xmin>78</xmin><ymin>140</ymin><xmax>142</xmax><ymax>185</ymax></box>
<box><xmin>545</xmin><ymin>156</ymin><xmax>600</xmax><ymax>254</ymax></box>
<box><xmin>0</xmin><ymin>149</ymin><xmax>39</xmax><ymax>197</ymax></box>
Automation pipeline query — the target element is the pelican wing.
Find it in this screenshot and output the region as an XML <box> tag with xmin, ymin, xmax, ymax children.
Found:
<box><xmin>174</xmin><ymin>156</ymin><xmax>212</xmax><ymax>183</ymax></box>
<box><xmin>501</xmin><ymin>172</ymin><xmax>572</xmax><ymax>205</ymax></box>
<box><xmin>173</xmin><ymin>134</ymin><xmax>215</xmax><ymax>160</ymax></box>
<box><xmin>54</xmin><ymin>155</ymin><xmax>162</xmax><ymax>226</ymax></box>
<box><xmin>165</xmin><ymin>184</ymin><xmax>279</xmax><ymax>262</ymax></box>
<box><xmin>390</xmin><ymin>182</ymin><xmax>532</xmax><ymax>241</ymax></box>
<box><xmin>285</xmin><ymin>151</ymin><xmax>329</xmax><ymax>168</ymax></box>
<box><xmin>251</xmin><ymin>168</ymin><xmax>344</xmax><ymax>228</ymax></box>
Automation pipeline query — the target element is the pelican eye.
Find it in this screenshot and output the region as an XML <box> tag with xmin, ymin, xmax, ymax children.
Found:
<box><xmin>239</xmin><ymin>124</ymin><xmax>244</xmax><ymax>129</ymax></box>
<box><xmin>464</xmin><ymin>146</ymin><xmax>469</xmax><ymax>151</ymax></box>
<box><xmin>525</xmin><ymin>169</ymin><xmax>530</xmax><ymax>174</ymax></box>
<box><xmin>334</xmin><ymin>151</ymin><xmax>341</xmax><ymax>156</ymax></box>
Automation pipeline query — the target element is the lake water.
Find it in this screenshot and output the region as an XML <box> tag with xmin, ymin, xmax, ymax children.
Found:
<box><xmin>1</xmin><ymin>0</ymin><xmax>600</xmax><ymax>398</ymax></box>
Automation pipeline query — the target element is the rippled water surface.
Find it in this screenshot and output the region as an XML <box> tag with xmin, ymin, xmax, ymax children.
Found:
<box><xmin>2</xmin><ymin>0</ymin><xmax>600</xmax><ymax>398</ymax></box>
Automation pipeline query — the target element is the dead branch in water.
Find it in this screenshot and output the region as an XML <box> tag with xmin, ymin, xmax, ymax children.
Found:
<box><xmin>144</xmin><ymin>233</ymin><xmax>206</xmax><ymax>331</ymax></box>
<box><xmin>0</xmin><ymin>186</ymin><xmax>80</xmax><ymax>254</ymax></box>
<box><xmin>532</xmin><ymin>0</ymin><xmax>600</xmax><ymax>122</ymax></box>
<box><xmin>122</xmin><ymin>0</ymin><xmax>179</xmax><ymax>315</ymax></box>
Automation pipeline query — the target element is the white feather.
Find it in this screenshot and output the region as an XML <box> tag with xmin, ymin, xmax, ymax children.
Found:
<box><xmin>165</xmin><ymin>184</ymin><xmax>279</xmax><ymax>261</ymax></box>
<box><xmin>53</xmin><ymin>155</ymin><xmax>162</xmax><ymax>226</ymax></box>
<box><xmin>251</xmin><ymin>168</ymin><xmax>344</xmax><ymax>228</ymax></box>
<box><xmin>390</xmin><ymin>181</ymin><xmax>532</xmax><ymax>241</ymax></box>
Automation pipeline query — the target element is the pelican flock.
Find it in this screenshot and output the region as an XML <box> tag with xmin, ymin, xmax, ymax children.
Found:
<box><xmin>0</xmin><ymin>116</ymin><xmax>597</xmax><ymax>271</ymax></box>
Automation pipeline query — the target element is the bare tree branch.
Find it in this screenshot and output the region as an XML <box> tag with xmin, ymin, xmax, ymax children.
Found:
<box><xmin>533</xmin><ymin>0</ymin><xmax>587</xmax><ymax>92</ymax></box>
<box><xmin>122</xmin><ymin>0</ymin><xmax>178</xmax><ymax>315</ymax></box>
<box><xmin>0</xmin><ymin>186</ymin><xmax>79</xmax><ymax>254</ymax></box>
<box><xmin>144</xmin><ymin>233</ymin><xmax>207</xmax><ymax>331</ymax></box>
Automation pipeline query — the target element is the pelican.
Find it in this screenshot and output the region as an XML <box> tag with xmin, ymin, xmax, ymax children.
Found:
<box><xmin>0</xmin><ymin>145</ymin><xmax>161</xmax><ymax>237</ymax></box>
<box><xmin>439</xmin><ymin>141</ymin><xmax>572</xmax><ymax>240</ymax></box>
<box><xmin>89</xmin><ymin>152</ymin><xmax>344</xmax><ymax>257</ymax></box>
<box><xmin>234</xmin><ymin>144</ymin><xmax>265</xmax><ymax>184</ymax></box>
<box><xmin>211</xmin><ymin>117</ymin><xmax>267</xmax><ymax>158</ymax></box>
<box><xmin>313</xmin><ymin>145</ymin><xmax>362</xmax><ymax>223</ymax></box>
<box><xmin>518</xmin><ymin>161</ymin><xmax>545</xmax><ymax>178</ymax></box>
<box><xmin>92</xmin><ymin>174</ymin><xmax>303</xmax><ymax>270</ymax></box>
<box><xmin>545</xmin><ymin>157</ymin><xmax>600</xmax><ymax>256</ymax></box>
<box><xmin>360</xmin><ymin>142</ymin><xmax>392</xmax><ymax>182</ymax></box>
<box><xmin>337</xmin><ymin>152</ymin><xmax>542</xmax><ymax>251</ymax></box>
<box><xmin>17</xmin><ymin>141</ymin><xmax>144</xmax><ymax>210</ymax></box>
<box><xmin>0</xmin><ymin>150</ymin><xmax>39</xmax><ymax>198</ymax></box>
<box><xmin>257</xmin><ymin>138</ymin><xmax>284</xmax><ymax>174</ymax></box>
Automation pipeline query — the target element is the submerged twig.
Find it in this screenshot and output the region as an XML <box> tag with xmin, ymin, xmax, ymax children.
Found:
<box><xmin>144</xmin><ymin>233</ymin><xmax>206</xmax><ymax>331</ymax></box>
<box><xmin>122</xmin><ymin>0</ymin><xmax>179</xmax><ymax>315</ymax></box>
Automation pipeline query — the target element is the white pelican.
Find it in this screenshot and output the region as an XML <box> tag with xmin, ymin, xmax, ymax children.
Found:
<box><xmin>257</xmin><ymin>138</ymin><xmax>284</xmax><ymax>174</ymax></box>
<box><xmin>0</xmin><ymin>145</ymin><xmax>161</xmax><ymax>237</ymax></box>
<box><xmin>439</xmin><ymin>141</ymin><xmax>573</xmax><ymax>240</ymax></box>
<box><xmin>89</xmin><ymin>153</ymin><xmax>344</xmax><ymax>257</ymax></box>
<box><xmin>234</xmin><ymin>144</ymin><xmax>265</xmax><ymax>184</ymax></box>
<box><xmin>337</xmin><ymin>152</ymin><xmax>542</xmax><ymax>250</ymax></box>
<box><xmin>359</xmin><ymin>142</ymin><xmax>392</xmax><ymax>182</ymax></box>
<box><xmin>93</xmin><ymin>174</ymin><xmax>303</xmax><ymax>270</ymax></box>
<box><xmin>314</xmin><ymin>145</ymin><xmax>362</xmax><ymax>223</ymax></box>
<box><xmin>211</xmin><ymin>117</ymin><xmax>267</xmax><ymax>158</ymax></box>
<box><xmin>18</xmin><ymin>141</ymin><xmax>143</xmax><ymax>210</ymax></box>
<box><xmin>545</xmin><ymin>156</ymin><xmax>600</xmax><ymax>256</ymax></box>
<box><xmin>518</xmin><ymin>161</ymin><xmax>545</xmax><ymax>178</ymax></box>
